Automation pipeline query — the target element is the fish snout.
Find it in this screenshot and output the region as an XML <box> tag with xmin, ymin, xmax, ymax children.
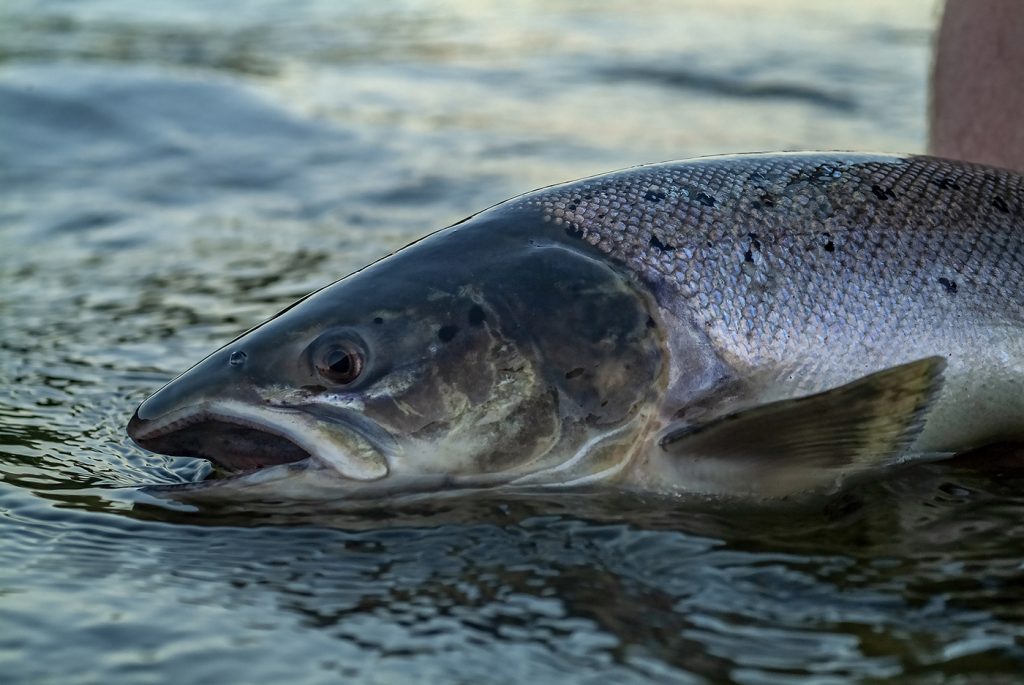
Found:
<box><xmin>126</xmin><ymin>407</ymin><xmax>149</xmax><ymax>443</ymax></box>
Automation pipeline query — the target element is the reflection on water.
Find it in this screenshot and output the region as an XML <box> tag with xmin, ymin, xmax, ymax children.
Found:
<box><xmin>3</xmin><ymin>0</ymin><xmax>1024</xmax><ymax>683</ymax></box>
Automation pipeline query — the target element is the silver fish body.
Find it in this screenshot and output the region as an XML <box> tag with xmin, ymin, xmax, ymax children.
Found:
<box><xmin>516</xmin><ymin>153</ymin><xmax>1023</xmax><ymax>449</ymax></box>
<box><xmin>128</xmin><ymin>153</ymin><xmax>1024</xmax><ymax>501</ymax></box>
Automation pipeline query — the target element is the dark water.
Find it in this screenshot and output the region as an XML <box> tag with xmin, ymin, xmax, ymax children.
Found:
<box><xmin>3</xmin><ymin>1</ymin><xmax>1024</xmax><ymax>682</ymax></box>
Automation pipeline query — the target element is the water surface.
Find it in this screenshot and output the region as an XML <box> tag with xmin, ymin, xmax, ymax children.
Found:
<box><xmin>3</xmin><ymin>1</ymin><xmax>1024</xmax><ymax>683</ymax></box>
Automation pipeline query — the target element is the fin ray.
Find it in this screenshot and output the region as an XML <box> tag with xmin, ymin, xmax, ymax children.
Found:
<box><xmin>658</xmin><ymin>357</ymin><xmax>946</xmax><ymax>493</ymax></box>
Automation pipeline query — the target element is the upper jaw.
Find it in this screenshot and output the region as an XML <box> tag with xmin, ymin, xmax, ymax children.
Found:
<box><xmin>127</xmin><ymin>398</ymin><xmax>391</xmax><ymax>481</ymax></box>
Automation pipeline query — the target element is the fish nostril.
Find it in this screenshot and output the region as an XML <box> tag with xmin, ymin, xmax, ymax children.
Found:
<box><xmin>228</xmin><ymin>350</ymin><xmax>248</xmax><ymax>368</ymax></box>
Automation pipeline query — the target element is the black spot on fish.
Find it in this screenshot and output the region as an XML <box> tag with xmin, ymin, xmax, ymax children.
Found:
<box><xmin>817</xmin><ymin>232</ymin><xmax>835</xmax><ymax>252</ymax></box>
<box><xmin>993</xmin><ymin>196</ymin><xmax>1010</xmax><ymax>213</ymax></box>
<box><xmin>754</xmin><ymin>192</ymin><xmax>775</xmax><ymax>209</ymax></box>
<box><xmin>646</xmin><ymin>316</ymin><xmax>657</xmax><ymax>329</ymax></box>
<box><xmin>649</xmin><ymin>234</ymin><xmax>675</xmax><ymax>251</ymax></box>
<box><xmin>373</xmin><ymin>316</ymin><xmax>384</xmax><ymax>325</ymax></box>
<box><xmin>300</xmin><ymin>384</ymin><xmax>327</xmax><ymax>394</ymax></box>
<box><xmin>938</xmin><ymin>277</ymin><xmax>958</xmax><ymax>294</ymax></box>
<box><xmin>744</xmin><ymin>249</ymin><xmax>754</xmax><ymax>263</ymax></box>
<box><xmin>934</xmin><ymin>177</ymin><xmax>961</xmax><ymax>191</ymax></box>
<box><xmin>644</xmin><ymin>189</ymin><xmax>667</xmax><ymax>203</ymax></box>
<box><xmin>567</xmin><ymin>203</ymin><xmax>577</xmax><ymax>211</ymax></box>
<box><xmin>747</xmin><ymin>233</ymin><xmax>762</xmax><ymax>251</ymax></box>
<box><xmin>565</xmin><ymin>367</ymin><xmax>585</xmax><ymax>380</ymax></box>
<box><xmin>438</xmin><ymin>325</ymin><xmax>459</xmax><ymax>342</ymax></box>
<box><xmin>871</xmin><ymin>184</ymin><xmax>896</xmax><ymax>201</ymax></box>
<box><xmin>468</xmin><ymin>305</ymin><xmax>486</xmax><ymax>326</ymax></box>
<box><xmin>565</xmin><ymin>225</ymin><xmax>585</xmax><ymax>240</ymax></box>
<box><xmin>696</xmin><ymin>192</ymin><xmax>716</xmax><ymax>207</ymax></box>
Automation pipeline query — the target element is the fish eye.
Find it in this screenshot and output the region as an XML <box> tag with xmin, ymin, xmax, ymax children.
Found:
<box><xmin>316</xmin><ymin>341</ymin><xmax>364</xmax><ymax>385</ymax></box>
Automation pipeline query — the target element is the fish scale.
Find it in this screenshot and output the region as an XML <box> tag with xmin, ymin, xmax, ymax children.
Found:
<box><xmin>515</xmin><ymin>153</ymin><xmax>1024</xmax><ymax>450</ymax></box>
<box><xmin>517</xmin><ymin>153</ymin><xmax>1023</xmax><ymax>359</ymax></box>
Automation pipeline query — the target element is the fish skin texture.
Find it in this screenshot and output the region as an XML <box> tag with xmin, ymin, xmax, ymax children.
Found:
<box><xmin>512</xmin><ymin>153</ymin><xmax>1024</xmax><ymax>450</ymax></box>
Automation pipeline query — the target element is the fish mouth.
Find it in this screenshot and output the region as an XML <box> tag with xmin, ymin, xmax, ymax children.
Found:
<box><xmin>129</xmin><ymin>415</ymin><xmax>311</xmax><ymax>473</ymax></box>
<box><xmin>127</xmin><ymin>399</ymin><xmax>390</xmax><ymax>481</ymax></box>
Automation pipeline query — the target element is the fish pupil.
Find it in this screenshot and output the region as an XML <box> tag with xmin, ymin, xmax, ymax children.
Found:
<box><xmin>328</xmin><ymin>351</ymin><xmax>351</xmax><ymax>373</ymax></box>
<box><xmin>319</xmin><ymin>344</ymin><xmax>362</xmax><ymax>384</ymax></box>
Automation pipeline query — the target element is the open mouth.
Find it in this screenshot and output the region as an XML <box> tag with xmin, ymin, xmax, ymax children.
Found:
<box><xmin>131</xmin><ymin>418</ymin><xmax>312</xmax><ymax>473</ymax></box>
<box><xmin>127</xmin><ymin>399</ymin><xmax>390</xmax><ymax>480</ymax></box>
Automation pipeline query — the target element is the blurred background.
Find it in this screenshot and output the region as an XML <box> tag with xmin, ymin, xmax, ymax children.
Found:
<box><xmin>2</xmin><ymin>0</ymin><xmax>935</xmax><ymax>249</ymax></box>
<box><xmin>9</xmin><ymin>2</ymin><xmax>1024</xmax><ymax>685</ymax></box>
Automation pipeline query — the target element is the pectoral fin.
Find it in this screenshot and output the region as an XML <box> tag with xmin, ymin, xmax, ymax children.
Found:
<box><xmin>658</xmin><ymin>357</ymin><xmax>945</xmax><ymax>495</ymax></box>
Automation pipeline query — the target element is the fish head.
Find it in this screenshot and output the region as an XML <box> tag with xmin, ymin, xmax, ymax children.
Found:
<box><xmin>128</xmin><ymin>213</ymin><xmax>666</xmax><ymax>501</ymax></box>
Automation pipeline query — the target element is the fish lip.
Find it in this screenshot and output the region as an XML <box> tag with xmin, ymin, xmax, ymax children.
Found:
<box><xmin>128</xmin><ymin>399</ymin><xmax>390</xmax><ymax>481</ymax></box>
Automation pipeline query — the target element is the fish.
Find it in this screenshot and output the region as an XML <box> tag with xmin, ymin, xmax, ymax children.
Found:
<box><xmin>127</xmin><ymin>152</ymin><xmax>1024</xmax><ymax>502</ymax></box>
